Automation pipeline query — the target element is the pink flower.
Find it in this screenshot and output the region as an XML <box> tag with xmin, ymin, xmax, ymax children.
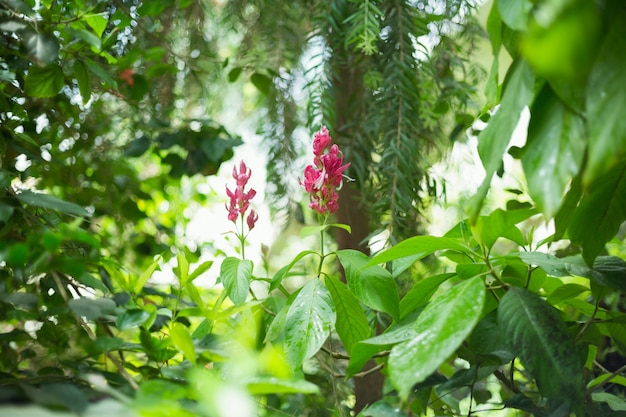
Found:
<box><xmin>232</xmin><ymin>161</ymin><xmax>252</xmax><ymax>187</ymax></box>
<box><xmin>246</xmin><ymin>209</ymin><xmax>258</xmax><ymax>230</ymax></box>
<box><xmin>300</xmin><ymin>126</ymin><xmax>350</xmax><ymax>215</ymax></box>
<box><xmin>225</xmin><ymin>161</ymin><xmax>258</xmax><ymax>230</ymax></box>
<box><xmin>313</xmin><ymin>126</ymin><xmax>331</xmax><ymax>157</ymax></box>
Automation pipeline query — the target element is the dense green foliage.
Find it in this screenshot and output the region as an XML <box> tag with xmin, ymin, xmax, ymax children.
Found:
<box><xmin>2</xmin><ymin>0</ymin><xmax>626</xmax><ymax>416</ymax></box>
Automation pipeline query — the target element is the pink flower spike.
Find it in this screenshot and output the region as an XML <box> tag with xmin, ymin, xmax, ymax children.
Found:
<box><xmin>232</xmin><ymin>160</ymin><xmax>252</xmax><ymax>187</ymax></box>
<box><xmin>313</xmin><ymin>126</ymin><xmax>332</xmax><ymax>157</ymax></box>
<box><xmin>246</xmin><ymin>209</ymin><xmax>259</xmax><ymax>230</ymax></box>
<box><xmin>301</xmin><ymin>126</ymin><xmax>351</xmax><ymax>216</ymax></box>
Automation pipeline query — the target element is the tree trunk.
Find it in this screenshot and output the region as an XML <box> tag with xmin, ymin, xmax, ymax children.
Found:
<box><xmin>332</xmin><ymin>54</ymin><xmax>384</xmax><ymax>414</ymax></box>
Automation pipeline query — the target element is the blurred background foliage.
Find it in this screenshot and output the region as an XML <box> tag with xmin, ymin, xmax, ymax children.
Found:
<box><xmin>2</xmin><ymin>0</ymin><xmax>626</xmax><ymax>415</ymax></box>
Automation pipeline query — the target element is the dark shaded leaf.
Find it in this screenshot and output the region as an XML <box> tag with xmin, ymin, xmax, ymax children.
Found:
<box><xmin>16</xmin><ymin>190</ymin><xmax>88</xmax><ymax>217</ymax></box>
<box><xmin>498</xmin><ymin>287</ymin><xmax>584</xmax><ymax>399</ymax></box>
<box><xmin>24</xmin><ymin>64</ymin><xmax>64</xmax><ymax>97</ymax></box>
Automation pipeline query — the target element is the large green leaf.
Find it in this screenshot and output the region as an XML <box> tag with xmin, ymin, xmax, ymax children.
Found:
<box><xmin>569</xmin><ymin>162</ymin><xmax>626</xmax><ymax>265</ymax></box>
<box><xmin>585</xmin><ymin>17</ymin><xmax>626</xmax><ymax>185</ymax></box>
<box><xmin>325</xmin><ymin>275</ymin><xmax>370</xmax><ymax>353</ymax></box>
<box><xmin>219</xmin><ymin>257</ymin><xmax>253</xmax><ymax>305</ymax></box>
<box><xmin>389</xmin><ymin>277</ymin><xmax>485</xmax><ymax>400</ymax></box>
<box><xmin>523</xmin><ymin>86</ymin><xmax>585</xmax><ymax>217</ymax></box>
<box><xmin>284</xmin><ymin>278</ymin><xmax>335</xmax><ymax>367</ymax></box>
<box><xmin>472</xmin><ymin>60</ymin><xmax>534</xmax><ymax>221</ymax></box>
<box><xmin>498</xmin><ymin>286</ymin><xmax>584</xmax><ymax>399</ymax></box>
<box><xmin>367</xmin><ymin>236</ymin><xmax>469</xmax><ymax>267</ymax></box>
<box><xmin>337</xmin><ymin>249</ymin><xmax>399</xmax><ymax>321</ymax></box>
<box><xmin>16</xmin><ymin>189</ymin><xmax>88</xmax><ymax>216</ymax></box>
<box><xmin>497</xmin><ymin>0</ymin><xmax>532</xmax><ymax>31</ymax></box>
<box><xmin>24</xmin><ymin>64</ymin><xmax>64</xmax><ymax>97</ymax></box>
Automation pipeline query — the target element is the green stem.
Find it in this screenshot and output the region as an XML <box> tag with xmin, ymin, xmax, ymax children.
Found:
<box><xmin>240</xmin><ymin>213</ymin><xmax>246</xmax><ymax>260</ymax></box>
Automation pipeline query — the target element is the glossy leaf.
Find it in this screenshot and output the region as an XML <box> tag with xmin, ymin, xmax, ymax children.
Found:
<box><xmin>569</xmin><ymin>162</ymin><xmax>626</xmax><ymax>265</ymax></box>
<box><xmin>523</xmin><ymin>86</ymin><xmax>585</xmax><ymax>217</ymax></box>
<box><xmin>498</xmin><ymin>286</ymin><xmax>584</xmax><ymax>399</ymax></box>
<box><xmin>325</xmin><ymin>275</ymin><xmax>370</xmax><ymax>353</ymax></box>
<box><xmin>284</xmin><ymin>278</ymin><xmax>335</xmax><ymax>367</ymax></box>
<box><xmin>337</xmin><ymin>249</ymin><xmax>399</xmax><ymax>321</ymax></box>
<box><xmin>220</xmin><ymin>257</ymin><xmax>253</xmax><ymax>305</ymax></box>
<box><xmin>389</xmin><ymin>276</ymin><xmax>485</xmax><ymax>400</ymax></box>
<box><xmin>170</xmin><ymin>322</ymin><xmax>196</xmax><ymax>365</ymax></box>
<box><xmin>585</xmin><ymin>19</ymin><xmax>626</xmax><ymax>185</ymax></box>
<box><xmin>367</xmin><ymin>236</ymin><xmax>469</xmax><ymax>267</ymax></box>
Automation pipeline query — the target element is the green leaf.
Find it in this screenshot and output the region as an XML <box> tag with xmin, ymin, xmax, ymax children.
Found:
<box><xmin>325</xmin><ymin>275</ymin><xmax>370</xmax><ymax>353</ymax></box>
<box><xmin>176</xmin><ymin>252</ymin><xmax>189</xmax><ymax>285</ymax></box>
<box><xmin>132</xmin><ymin>256</ymin><xmax>160</xmax><ymax>294</ymax></box>
<box><xmin>389</xmin><ymin>277</ymin><xmax>485</xmax><ymax>400</ymax></box>
<box><xmin>22</xmin><ymin>31</ymin><xmax>59</xmax><ymax>65</ymax></box>
<box><xmin>245</xmin><ymin>376</ymin><xmax>320</xmax><ymax>394</ymax></box>
<box><xmin>284</xmin><ymin>278</ymin><xmax>335</xmax><ymax>367</ymax></box>
<box><xmin>585</xmin><ymin>19</ymin><xmax>626</xmax><ymax>185</ymax></box>
<box><xmin>170</xmin><ymin>322</ymin><xmax>196</xmax><ymax>365</ymax></box>
<box><xmin>592</xmin><ymin>392</ymin><xmax>626</xmax><ymax>412</ymax></box>
<box><xmin>187</xmin><ymin>260</ymin><xmax>214</xmax><ymax>284</ymax></box>
<box><xmin>566</xmin><ymin>256</ymin><xmax>626</xmax><ymax>292</ymax></box>
<box><xmin>399</xmin><ymin>273</ymin><xmax>455</xmax><ymax>319</ymax></box>
<box><xmin>547</xmin><ymin>283</ymin><xmax>589</xmax><ymax>304</ymax></box>
<box><xmin>497</xmin><ymin>0</ymin><xmax>532</xmax><ymax>31</ymax></box>
<box><xmin>523</xmin><ymin>86</ymin><xmax>585</xmax><ymax>217</ymax></box>
<box><xmin>337</xmin><ymin>249</ymin><xmax>399</xmax><ymax>321</ymax></box>
<box><xmin>300</xmin><ymin>223</ymin><xmax>351</xmax><ymax>238</ymax></box>
<box><xmin>473</xmin><ymin>208</ymin><xmax>536</xmax><ymax>249</ymax></box>
<box><xmin>116</xmin><ymin>308</ymin><xmax>150</xmax><ymax>330</ymax></box>
<box><xmin>569</xmin><ymin>163</ymin><xmax>626</xmax><ymax>265</ymax></box>
<box><xmin>16</xmin><ymin>189</ymin><xmax>87</xmax><ymax>216</ymax></box>
<box><xmin>270</xmin><ymin>250</ymin><xmax>317</xmax><ymax>290</ymax></box>
<box><xmin>498</xmin><ymin>286</ymin><xmax>584</xmax><ymax>399</ymax></box>
<box><xmin>73</xmin><ymin>60</ymin><xmax>91</xmax><ymax>103</ymax></box>
<box><xmin>85</xmin><ymin>59</ymin><xmax>118</xmax><ymax>88</ymax></box>
<box><xmin>220</xmin><ymin>257</ymin><xmax>253</xmax><ymax>305</ymax></box>
<box><xmin>83</xmin><ymin>13</ymin><xmax>108</xmax><ymax>38</ymax></box>
<box><xmin>68</xmin><ymin>297</ymin><xmax>116</xmax><ymax>321</ymax></box>
<box><xmin>367</xmin><ymin>236</ymin><xmax>469</xmax><ymax>267</ymax></box>
<box><xmin>361</xmin><ymin>400</ymin><xmax>409</xmax><ymax>417</ymax></box>
<box><xmin>347</xmin><ymin>312</ymin><xmax>420</xmax><ymax>377</ymax></box>
<box><xmin>472</xmin><ymin>60</ymin><xmax>534</xmax><ymax>221</ymax></box>
<box><xmin>228</xmin><ymin>67</ymin><xmax>242</xmax><ymax>82</ymax></box>
<box><xmin>24</xmin><ymin>64</ymin><xmax>64</xmax><ymax>98</ymax></box>
<box><xmin>250</xmin><ymin>72</ymin><xmax>272</xmax><ymax>95</ymax></box>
